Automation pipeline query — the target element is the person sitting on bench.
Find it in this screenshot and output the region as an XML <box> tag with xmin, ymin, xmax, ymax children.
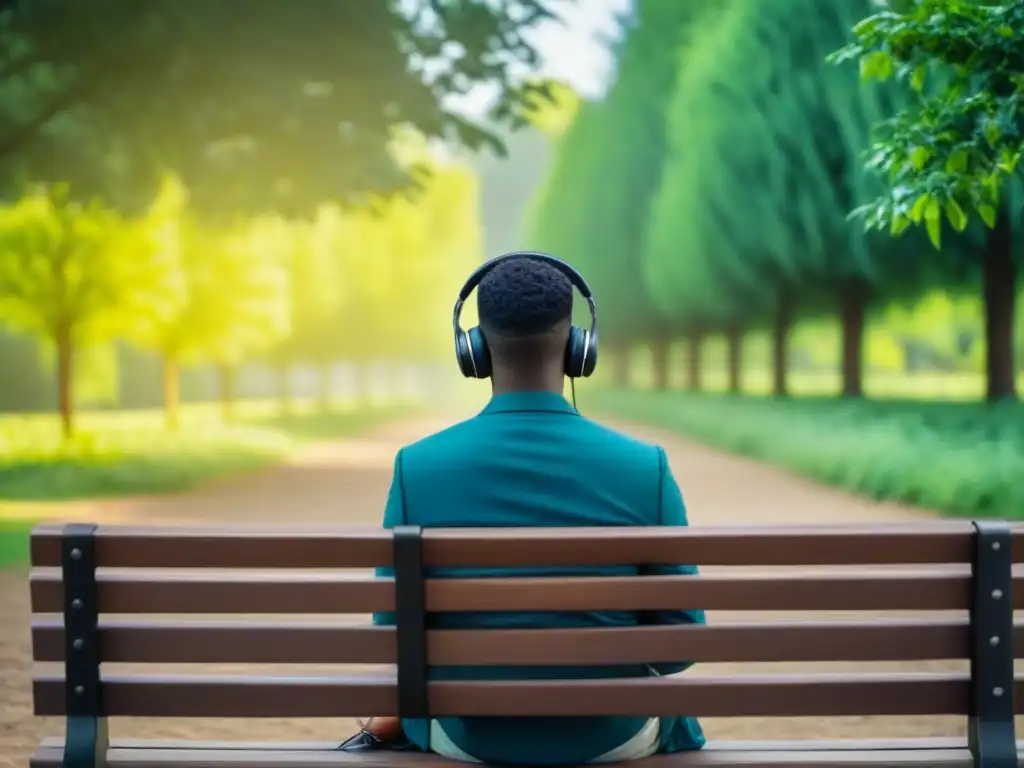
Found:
<box><xmin>339</xmin><ymin>252</ymin><xmax>706</xmax><ymax>765</ymax></box>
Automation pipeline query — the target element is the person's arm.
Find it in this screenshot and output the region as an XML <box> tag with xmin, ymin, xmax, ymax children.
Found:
<box><xmin>639</xmin><ymin>446</ymin><xmax>705</xmax><ymax>676</ymax></box>
<box><xmin>372</xmin><ymin>450</ymin><xmax>405</xmax><ymax>628</ymax></box>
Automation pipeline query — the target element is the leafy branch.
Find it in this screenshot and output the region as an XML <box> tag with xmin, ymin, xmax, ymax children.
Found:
<box><xmin>829</xmin><ymin>0</ymin><xmax>1024</xmax><ymax>248</ymax></box>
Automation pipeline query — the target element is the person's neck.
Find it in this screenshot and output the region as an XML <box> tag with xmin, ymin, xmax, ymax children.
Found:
<box><xmin>491</xmin><ymin>373</ymin><xmax>564</xmax><ymax>398</ymax></box>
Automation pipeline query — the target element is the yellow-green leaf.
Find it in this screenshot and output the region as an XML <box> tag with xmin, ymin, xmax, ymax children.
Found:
<box><xmin>910</xmin><ymin>64</ymin><xmax>926</xmax><ymax>92</ymax></box>
<box><xmin>944</xmin><ymin>200</ymin><xmax>968</xmax><ymax>232</ymax></box>
<box><xmin>909</xmin><ymin>194</ymin><xmax>931</xmax><ymax>223</ymax></box>
<box><xmin>890</xmin><ymin>214</ymin><xmax>911</xmax><ymax>236</ymax></box>
<box><xmin>979</xmin><ymin>204</ymin><xmax>997</xmax><ymax>228</ymax></box>
<box><xmin>926</xmin><ymin>214</ymin><xmax>942</xmax><ymax>249</ymax></box>
<box><xmin>860</xmin><ymin>51</ymin><xmax>894</xmax><ymax>81</ymax></box>
<box><xmin>909</xmin><ymin>146</ymin><xmax>932</xmax><ymax>170</ymax></box>
<box><xmin>852</xmin><ymin>17</ymin><xmax>879</xmax><ymax>36</ymax></box>
<box><xmin>946</xmin><ymin>151</ymin><xmax>968</xmax><ymax>174</ymax></box>
<box><xmin>984</xmin><ymin>120</ymin><xmax>1001</xmax><ymax>147</ymax></box>
<box><xmin>997</xmin><ymin>24</ymin><xmax>1014</xmax><ymax>38</ymax></box>
<box><xmin>924</xmin><ymin>196</ymin><xmax>941</xmax><ymax>223</ymax></box>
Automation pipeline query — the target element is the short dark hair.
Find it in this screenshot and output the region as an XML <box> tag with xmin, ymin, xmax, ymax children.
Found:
<box><xmin>477</xmin><ymin>256</ymin><xmax>573</xmax><ymax>336</ymax></box>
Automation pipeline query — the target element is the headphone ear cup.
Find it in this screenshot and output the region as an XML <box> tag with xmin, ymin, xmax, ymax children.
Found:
<box><xmin>466</xmin><ymin>326</ymin><xmax>492</xmax><ymax>379</ymax></box>
<box><xmin>565</xmin><ymin>326</ymin><xmax>587</xmax><ymax>378</ymax></box>
<box><xmin>580</xmin><ymin>329</ymin><xmax>598</xmax><ymax>377</ymax></box>
<box><xmin>455</xmin><ymin>329</ymin><xmax>475</xmax><ymax>378</ymax></box>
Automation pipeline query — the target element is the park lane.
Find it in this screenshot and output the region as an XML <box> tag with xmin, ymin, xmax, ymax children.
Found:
<box><xmin>0</xmin><ymin>414</ymin><xmax>985</xmax><ymax>767</ymax></box>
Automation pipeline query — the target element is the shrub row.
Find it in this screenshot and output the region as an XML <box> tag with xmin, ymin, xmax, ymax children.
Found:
<box><xmin>590</xmin><ymin>390</ymin><xmax>1024</xmax><ymax>518</ymax></box>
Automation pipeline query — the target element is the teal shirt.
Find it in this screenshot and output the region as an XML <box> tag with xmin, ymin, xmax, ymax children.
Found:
<box><xmin>374</xmin><ymin>392</ymin><xmax>705</xmax><ymax>766</ymax></box>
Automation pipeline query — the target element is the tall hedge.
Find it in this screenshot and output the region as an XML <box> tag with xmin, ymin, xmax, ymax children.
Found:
<box><xmin>527</xmin><ymin>0</ymin><xmax>720</xmax><ymax>384</ymax></box>
<box><xmin>642</xmin><ymin>0</ymin><xmax>937</xmax><ymax>396</ymax></box>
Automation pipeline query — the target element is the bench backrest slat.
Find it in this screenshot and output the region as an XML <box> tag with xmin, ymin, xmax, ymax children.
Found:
<box><xmin>30</xmin><ymin>618</ymin><xmax>1024</xmax><ymax>665</ymax></box>
<box><xmin>33</xmin><ymin>672</ymin><xmax>1010</xmax><ymax>718</ymax></box>
<box><xmin>30</xmin><ymin>522</ymin><xmax>1024</xmax><ymax>568</ymax></box>
<box><xmin>30</xmin><ymin>570</ymin><xmax>1023</xmax><ymax>614</ymax></box>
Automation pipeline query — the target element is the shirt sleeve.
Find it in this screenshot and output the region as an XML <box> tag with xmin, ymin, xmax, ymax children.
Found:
<box><xmin>372</xmin><ymin>449</ymin><xmax>405</xmax><ymax>627</ymax></box>
<box><xmin>639</xmin><ymin>446</ymin><xmax>706</xmax><ymax>675</ymax></box>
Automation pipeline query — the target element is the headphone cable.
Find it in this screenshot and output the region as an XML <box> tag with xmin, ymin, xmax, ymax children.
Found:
<box><xmin>570</xmin><ymin>377</ymin><xmax>577</xmax><ymax>410</ymax></box>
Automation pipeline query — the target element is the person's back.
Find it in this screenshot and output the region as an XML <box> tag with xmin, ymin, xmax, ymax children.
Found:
<box><xmin>343</xmin><ymin>253</ymin><xmax>705</xmax><ymax>765</ymax></box>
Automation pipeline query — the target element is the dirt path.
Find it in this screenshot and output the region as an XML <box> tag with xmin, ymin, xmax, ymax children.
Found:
<box><xmin>1</xmin><ymin>414</ymin><xmax>962</xmax><ymax>765</ymax></box>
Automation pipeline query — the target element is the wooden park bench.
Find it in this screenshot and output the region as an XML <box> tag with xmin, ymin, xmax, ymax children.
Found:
<box><xmin>27</xmin><ymin>521</ymin><xmax>1023</xmax><ymax>767</ymax></box>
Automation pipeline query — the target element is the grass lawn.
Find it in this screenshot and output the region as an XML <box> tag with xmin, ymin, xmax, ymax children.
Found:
<box><xmin>590</xmin><ymin>389</ymin><xmax>1024</xmax><ymax>519</ymax></box>
<box><xmin>0</xmin><ymin>398</ymin><xmax>418</xmax><ymax>502</ymax></box>
<box><xmin>0</xmin><ymin>398</ymin><xmax>419</xmax><ymax>567</ymax></box>
<box><xmin>0</xmin><ymin>517</ymin><xmax>33</xmax><ymax>567</ymax></box>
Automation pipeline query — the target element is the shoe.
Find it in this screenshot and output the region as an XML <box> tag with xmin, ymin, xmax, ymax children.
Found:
<box><xmin>336</xmin><ymin>730</ymin><xmax>384</xmax><ymax>752</ymax></box>
<box><xmin>336</xmin><ymin>729</ymin><xmax>418</xmax><ymax>752</ymax></box>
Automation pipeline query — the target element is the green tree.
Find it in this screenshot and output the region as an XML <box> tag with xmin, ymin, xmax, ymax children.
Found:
<box><xmin>528</xmin><ymin>0</ymin><xmax>713</xmax><ymax>387</ymax></box>
<box><xmin>831</xmin><ymin>0</ymin><xmax>1024</xmax><ymax>400</ymax></box>
<box><xmin>130</xmin><ymin>196</ymin><xmax>289</xmax><ymax>427</ymax></box>
<box><xmin>0</xmin><ymin>186</ymin><xmax>174</xmax><ymax>436</ymax></box>
<box><xmin>643</xmin><ymin>0</ymin><xmax>931</xmax><ymax>397</ymax></box>
<box><xmin>378</xmin><ymin>157</ymin><xmax>483</xmax><ymax>365</ymax></box>
<box><xmin>0</xmin><ymin>1</ymin><xmax>565</xmax><ymax>213</ymax></box>
<box><xmin>209</xmin><ymin>220</ymin><xmax>290</xmax><ymax>420</ymax></box>
<box><xmin>262</xmin><ymin>215</ymin><xmax>340</xmax><ymax>412</ymax></box>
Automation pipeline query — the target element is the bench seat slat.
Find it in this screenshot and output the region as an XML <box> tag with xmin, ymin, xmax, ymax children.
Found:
<box><xmin>32</xmin><ymin>523</ymin><xmax>1024</xmax><ymax>568</ymax></box>
<box><xmin>31</xmin><ymin>737</ymin><xmax>981</xmax><ymax>751</ymax></box>
<box><xmin>33</xmin><ymin>671</ymin><xmax>1021</xmax><ymax>718</ymax></box>
<box><xmin>30</xmin><ymin>740</ymin><xmax>989</xmax><ymax>767</ymax></box>
<box><xmin>31</xmin><ymin>570</ymin><xmax>1024</xmax><ymax>614</ymax></box>
<box><xmin>30</xmin><ymin>617</ymin><xmax>1024</xmax><ymax>665</ymax></box>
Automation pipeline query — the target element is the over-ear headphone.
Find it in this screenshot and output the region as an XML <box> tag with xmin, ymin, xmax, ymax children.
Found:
<box><xmin>453</xmin><ymin>250</ymin><xmax>599</xmax><ymax>380</ymax></box>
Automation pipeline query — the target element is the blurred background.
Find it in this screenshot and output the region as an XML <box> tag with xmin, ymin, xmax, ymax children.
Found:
<box><xmin>0</xmin><ymin>0</ymin><xmax>1021</xmax><ymax>533</ymax></box>
<box><xmin>3</xmin><ymin>1</ymin><xmax>1023</xmax><ymax>761</ymax></box>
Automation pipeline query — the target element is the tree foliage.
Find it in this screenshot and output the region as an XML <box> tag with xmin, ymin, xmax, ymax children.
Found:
<box><xmin>271</xmin><ymin>214</ymin><xmax>343</xmax><ymax>371</ymax></box>
<box><xmin>0</xmin><ymin>185</ymin><xmax>174</xmax><ymax>433</ymax></box>
<box><xmin>643</xmin><ymin>0</ymin><xmax>936</xmax><ymax>338</ymax></box>
<box><xmin>134</xmin><ymin>216</ymin><xmax>289</xmax><ymax>372</ymax></box>
<box><xmin>831</xmin><ymin>0</ymin><xmax>1024</xmax><ymax>248</ymax></box>
<box><xmin>833</xmin><ymin>0</ymin><xmax>1022</xmax><ymax>401</ymax></box>
<box><xmin>329</xmin><ymin>150</ymin><xmax>481</xmax><ymax>367</ymax></box>
<box><xmin>527</xmin><ymin>0</ymin><xmax>712</xmax><ymax>356</ymax></box>
<box><xmin>0</xmin><ymin>0</ymin><xmax>564</xmax><ymax>214</ymax></box>
<box><xmin>0</xmin><ymin>130</ymin><xmax>486</xmax><ymax>425</ymax></box>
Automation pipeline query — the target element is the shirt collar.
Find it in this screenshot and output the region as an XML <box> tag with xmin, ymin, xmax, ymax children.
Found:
<box><xmin>481</xmin><ymin>391</ymin><xmax>579</xmax><ymax>416</ymax></box>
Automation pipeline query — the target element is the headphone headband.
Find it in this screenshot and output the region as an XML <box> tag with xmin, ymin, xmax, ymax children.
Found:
<box><xmin>452</xmin><ymin>250</ymin><xmax>599</xmax><ymax>381</ymax></box>
<box><xmin>456</xmin><ymin>250</ymin><xmax>594</xmax><ymax>302</ymax></box>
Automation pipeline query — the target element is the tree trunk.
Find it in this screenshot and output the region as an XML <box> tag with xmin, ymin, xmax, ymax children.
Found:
<box><xmin>55</xmin><ymin>326</ymin><xmax>74</xmax><ymax>439</ymax></box>
<box><xmin>772</xmin><ymin>300</ymin><xmax>792</xmax><ymax>398</ymax></box>
<box><xmin>219</xmin><ymin>364</ymin><xmax>236</xmax><ymax>422</ymax></box>
<box><xmin>725</xmin><ymin>327</ymin><xmax>743</xmax><ymax>394</ymax></box>
<box><xmin>608</xmin><ymin>344</ymin><xmax>630</xmax><ymax>388</ymax></box>
<box><xmin>163</xmin><ymin>357</ymin><xmax>180</xmax><ymax>431</ymax></box>
<box><xmin>982</xmin><ymin>207</ymin><xmax>1017</xmax><ymax>402</ymax></box>
<box><xmin>650</xmin><ymin>336</ymin><xmax>670</xmax><ymax>390</ymax></box>
<box><xmin>317</xmin><ymin>363</ymin><xmax>332</xmax><ymax>411</ymax></box>
<box><xmin>840</xmin><ymin>280</ymin><xmax>869</xmax><ymax>398</ymax></box>
<box><xmin>686</xmin><ymin>333</ymin><xmax>703</xmax><ymax>391</ymax></box>
<box><xmin>276</xmin><ymin>363</ymin><xmax>291</xmax><ymax>416</ymax></box>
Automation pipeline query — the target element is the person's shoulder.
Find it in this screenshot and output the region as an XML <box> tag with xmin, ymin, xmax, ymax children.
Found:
<box><xmin>576</xmin><ymin>413</ymin><xmax>663</xmax><ymax>464</ymax></box>
<box><xmin>398</xmin><ymin>415</ymin><xmax>482</xmax><ymax>465</ymax></box>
